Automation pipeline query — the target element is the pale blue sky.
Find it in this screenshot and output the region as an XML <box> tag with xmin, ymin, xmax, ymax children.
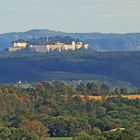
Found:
<box><xmin>0</xmin><ymin>0</ymin><xmax>140</xmax><ymax>33</ymax></box>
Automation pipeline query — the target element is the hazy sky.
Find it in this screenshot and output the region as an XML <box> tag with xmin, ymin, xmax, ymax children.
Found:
<box><xmin>0</xmin><ymin>0</ymin><xmax>140</xmax><ymax>33</ymax></box>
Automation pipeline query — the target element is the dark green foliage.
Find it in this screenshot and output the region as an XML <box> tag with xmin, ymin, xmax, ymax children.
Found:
<box><xmin>0</xmin><ymin>126</ymin><xmax>39</xmax><ymax>140</ymax></box>
<box><xmin>26</xmin><ymin>36</ymin><xmax>79</xmax><ymax>45</ymax></box>
<box><xmin>72</xmin><ymin>132</ymin><xmax>96</xmax><ymax>140</ymax></box>
<box><xmin>0</xmin><ymin>82</ymin><xmax>140</xmax><ymax>139</ymax></box>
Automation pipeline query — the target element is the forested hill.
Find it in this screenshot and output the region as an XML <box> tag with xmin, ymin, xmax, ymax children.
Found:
<box><xmin>0</xmin><ymin>50</ymin><xmax>140</xmax><ymax>87</ymax></box>
<box><xmin>0</xmin><ymin>29</ymin><xmax>140</xmax><ymax>51</ymax></box>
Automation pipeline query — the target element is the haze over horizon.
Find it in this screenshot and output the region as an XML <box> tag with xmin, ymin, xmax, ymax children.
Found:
<box><xmin>0</xmin><ymin>0</ymin><xmax>140</xmax><ymax>34</ymax></box>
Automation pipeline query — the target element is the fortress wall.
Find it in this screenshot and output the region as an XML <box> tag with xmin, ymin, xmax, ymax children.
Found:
<box><xmin>9</xmin><ymin>41</ymin><xmax>88</xmax><ymax>52</ymax></box>
<box><xmin>9</xmin><ymin>47</ymin><xmax>21</xmax><ymax>52</ymax></box>
<box><xmin>30</xmin><ymin>45</ymin><xmax>48</xmax><ymax>52</ymax></box>
<box><xmin>47</xmin><ymin>45</ymin><xmax>62</xmax><ymax>51</ymax></box>
<box><xmin>75</xmin><ymin>45</ymin><xmax>83</xmax><ymax>49</ymax></box>
<box><xmin>63</xmin><ymin>45</ymin><xmax>76</xmax><ymax>50</ymax></box>
<box><xmin>12</xmin><ymin>42</ymin><xmax>27</xmax><ymax>48</ymax></box>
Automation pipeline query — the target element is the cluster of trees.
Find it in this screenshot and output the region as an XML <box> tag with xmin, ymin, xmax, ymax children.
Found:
<box><xmin>72</xmin><ymin>128</ymin><xmax>140</xmax><ymax>140</ymax></box>
<box><xmin>0</xmin><ymin>125</ymin><xmax>39</xmax><ymax>140</ymax></box>
<box><xmin>26</xmin><ymin>36</ymin><xmax>80</xmax><ymax>45</ymax></box>
<box><xmin>0</xmin><ymin>81</ymin><xmax>140</xmax><ymax>139</ymax></box>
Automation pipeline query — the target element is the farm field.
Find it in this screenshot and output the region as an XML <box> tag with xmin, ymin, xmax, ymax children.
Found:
<box><xmin>80</xmin><ymin>94</ymin><xmax>140</xmax><ymax>101</ymax></box>
<box><xmin>122</xmin><ymin>94</ymin><xmax>140</xmax><ymax>100</ymax></box>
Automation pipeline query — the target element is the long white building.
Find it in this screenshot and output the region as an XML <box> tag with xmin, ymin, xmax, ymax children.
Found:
<box><xmin>9</xmin><ymin>41</ymin><xmax>89</xmax><ymax>52</ymax></box>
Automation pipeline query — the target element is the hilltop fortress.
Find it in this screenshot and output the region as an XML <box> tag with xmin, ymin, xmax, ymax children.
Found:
<box><xmin>9</xmin><ymin>41</ymin><xmax>89</xmax><ymax>52</ymax></box>
<box><xmin>9</xmin><ymin>41</ymin><xmax>27</xmax><ymax>52</ymax></box>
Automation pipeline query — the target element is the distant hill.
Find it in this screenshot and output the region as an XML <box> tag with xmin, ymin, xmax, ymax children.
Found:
<box><xmin>0</xmin><ymin>50</ymin><xmax>140</xmax><ymax>87</ymax></box>
<box><xmin>0</xmin><ymin>29</ymin><xmax>64</xmax><ymax>51</ymax></box>
<box><xmin>0</xmin><ymin>29</ymin><xmax>140</xmax><ymax>51</ymax></box>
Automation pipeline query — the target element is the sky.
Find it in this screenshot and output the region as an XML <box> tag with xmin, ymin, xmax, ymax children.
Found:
<box><xmin>0</xmin><ymin>0</ymin><xmax>140</xmax><ymax>33</ymax></box>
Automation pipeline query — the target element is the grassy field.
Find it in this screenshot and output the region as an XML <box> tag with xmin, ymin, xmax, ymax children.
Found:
<box><xmin>79</xmin><ymin>94</ymin><xmax>140</xmax><ymax>101</ymax></box>
<box><xmin>41</xmin><ymin>137</ymin><xmax>72</xmax><ymax>140</ymax></box>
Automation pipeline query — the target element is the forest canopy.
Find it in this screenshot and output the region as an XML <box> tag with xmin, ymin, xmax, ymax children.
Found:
<box><xmin>0</xmin><ymin>81</ymin><xmax>140</xmax><ymax>139</ymax></box>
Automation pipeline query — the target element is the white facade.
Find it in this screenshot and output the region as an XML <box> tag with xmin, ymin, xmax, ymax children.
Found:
<box><xmin>9</xmin><ymin>41</ymin><xmax>89</xmax><ymax>52</ymax></box>
<box><xmin>9</xmin><ymin>42</ymin><xmax>27</xmax><ymax>52</ymax></box>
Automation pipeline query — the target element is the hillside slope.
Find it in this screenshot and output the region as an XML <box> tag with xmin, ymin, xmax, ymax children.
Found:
<box><xmin>0</xmin><ymin>50</ymin><xmax>140</xmax><ymax>87</ymax></box>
